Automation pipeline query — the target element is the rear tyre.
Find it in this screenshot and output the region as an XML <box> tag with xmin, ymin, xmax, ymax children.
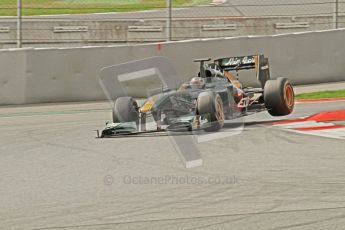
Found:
<box><xmin>197</xmin><ymin>92</ymin><xmax>224</xmax><ymax>132</ymax></box>
<box><xmin>112</xmin><ymin>97</ymin><xmax>139</xmax><ymax>123</ymax></box>
<box><xmin>264</xmin><ymin>77</ymin><xmax>294</xmax><ymax>116</ymax></box>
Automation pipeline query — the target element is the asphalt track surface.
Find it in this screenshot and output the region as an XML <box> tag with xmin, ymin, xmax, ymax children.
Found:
<box><xmin>1</xmin><ymin>100</ymin><xmax>345</xmax><ymax>230</ymax></box>
<box><xmin>1</xmin><ymin>0</ymin><xmax>344</xmax><ymax>21</ymax></box>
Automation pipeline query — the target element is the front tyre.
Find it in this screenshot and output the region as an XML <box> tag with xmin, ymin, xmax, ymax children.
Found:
<box><xmin>197</xmin><ymin>92</ymin><xmax>225</xmax><ymax>132</ymax></box>
<box><xmin>264</xmin><ymin>77</ymin><xmax>294</xmax><ymax>116</ymax></box>
<box><xmin>112</xmin><ymin>97</ymin><xmax>139</xmax><ymax>123</ymax></box>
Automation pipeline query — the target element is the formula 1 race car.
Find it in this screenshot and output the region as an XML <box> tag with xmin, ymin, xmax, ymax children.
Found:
<box><xmin>99</xmin><ymin>55</ymin><xmax>294</xmax><ymax>137</ymax></box>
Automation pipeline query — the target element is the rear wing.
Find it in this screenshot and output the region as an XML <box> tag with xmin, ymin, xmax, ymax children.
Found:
<box><xmin>214</xmin><ymin>54</ymin><xmax>270</xmax><ymax>88</ymax></box>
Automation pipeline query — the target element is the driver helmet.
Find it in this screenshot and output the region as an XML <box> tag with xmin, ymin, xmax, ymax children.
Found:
<box><xmin>190</xmin><ymin>77</ymin><xmax>205</xmax><ymax>89</ymax></box>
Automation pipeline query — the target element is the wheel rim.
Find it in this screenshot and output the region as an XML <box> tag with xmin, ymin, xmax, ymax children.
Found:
<box><xmin>215</xmin><ymin>96</ymin><xmax>225</xmax><ymax>122</ymax></box>
<box><xmin>284</xmin><ymin>83</ymin><xmax>294</xmax><ymax>108</ymax></box>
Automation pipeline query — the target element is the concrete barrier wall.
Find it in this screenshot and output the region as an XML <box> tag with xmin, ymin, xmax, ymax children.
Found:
<box><xmin>0</xmin><ymin>48</ymin><xmax>26</xmax><ymax>104</ymax></box>
<box><xmin>1</xmin><ymin>29</ymin><xmax>345</xmax><ymax>105</ymax></box>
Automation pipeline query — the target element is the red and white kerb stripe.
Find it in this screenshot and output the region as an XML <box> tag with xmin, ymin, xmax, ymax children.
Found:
<box><xmin>273</xmin><ymin>110</ymin><xmax>345</xmax><ymax>140</ymax></box>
